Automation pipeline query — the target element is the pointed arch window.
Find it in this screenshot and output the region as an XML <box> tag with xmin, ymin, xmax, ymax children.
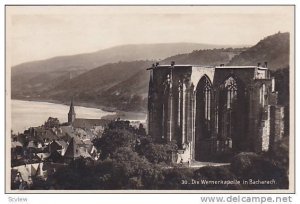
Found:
<box><xmin>203</xmin><ymin>78</ymin><xmax>212</xmax><ymax>120</ymax></box>
<box><xmin>259</xmin><ymin>83</ymin><xmax>266</xmax><ymax>107</ymax></box>
<box><xmin>225</xmin><ymin>77</ymin><xmax>238</xmax><ymax>109</ymax></box>
<box><xmin>178</xmin><ymin>81</ymin><xmax>183</xmax><ymax>126</ymax></box>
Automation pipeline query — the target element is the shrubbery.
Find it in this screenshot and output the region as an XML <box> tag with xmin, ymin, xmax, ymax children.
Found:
<box><xmin>161</xmin><ymin>167</ymin><xmax>194</xmax><ymax>190</ymax></box>
<box><xmin>194</xmin><ymin>166</ymin><xmax>241</xmax><ymax>190</ymax></box>
<box><xmin>138</xmin><ymin>139</ymin><xmax>177</xmax><ymax>164</ymax></box>
<box><xmin>231</xmin><ymin>150</ymin><xmax>288</xmax><ymax>189</ymax></box>
<box><xmin>47</xmin><ymin>121</ymin><xmax>289</xmax><ymax>190</ymax></box>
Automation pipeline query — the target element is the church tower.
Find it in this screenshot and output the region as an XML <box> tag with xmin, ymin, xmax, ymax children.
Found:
<box><xmin>68</xmin><ymin>99</ymin><xmax>76</xmax><ymax>124</ymax></box>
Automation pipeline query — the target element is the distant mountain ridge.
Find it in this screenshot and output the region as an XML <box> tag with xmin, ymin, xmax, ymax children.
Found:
<box><xmin>12</xmin><ymin>42</ymin><xmax>233</xmax><ymax>75</ymax></box>
<box><xmin>13</xmin><ymin>47</ymin><xmax>245</xmax><ymax>112</ymax></box>
<box><xmin>11</xmin><ymin>32</ymin><xmax>290</xmax><ymax>112</ymax></box>
<box><xmin>11</xmin><ymin>42</ymin><xmax>236</xmax><ymax>100</ymax></box>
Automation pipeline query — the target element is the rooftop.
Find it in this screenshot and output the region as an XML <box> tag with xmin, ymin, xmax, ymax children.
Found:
<box><xmin>73</xmin><ymin>118</ymin><xmax>110</xmax><ymax>129</ymax></box>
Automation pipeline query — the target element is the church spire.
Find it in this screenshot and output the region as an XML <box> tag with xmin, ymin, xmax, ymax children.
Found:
<box><xmin>68</xmin><ymin>98</ymin><xmax>76</xmax><ymax>124</ymax></box>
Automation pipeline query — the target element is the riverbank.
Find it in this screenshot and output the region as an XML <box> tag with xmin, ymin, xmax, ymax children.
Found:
<box><xmin>11</xmin><ymin>97</ymin><xmax>147</xmax><ymax>121</ymax></box>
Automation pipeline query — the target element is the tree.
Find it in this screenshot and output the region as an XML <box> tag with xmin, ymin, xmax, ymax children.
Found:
<box><xmin>137</xmin><ymin>124</ymin><xmax>146</xmax><ymax>136</ymax></box>
<box><xmin>50</xmin><ymin>158</ymin><xmax>103</xmax><ymax>190</ymax></box>
<box><xmin>161</xmin><ymin>167</ymin><xmax>194</xmax><ymax>190</ymax></box>
<box><xmin>139</xmin><ymin>140</ymin><xmax>177</xmax><ymax>164</ymax></box>
<box><xmin>194</xmin><ymin>166</ymin><xmax>241</xmax><ymax>190</ymax></box>
<box><xmin>230</xmin><ymin>152</ymin><xmax>287</xmax><ymax>189</ymax></box>
<box><xmin>92</xmin><ymin>120</ymin><xmax>148</xmax><ymax>160</ymax></box>
<box><xmin>44</xmin><ymin>117</ymin><xmax>60</xmax><ymax>129</ymax></box>
<box><xmin>267</xmin><ymin>137</ymin><xmax>289</xmax><ymax>189</ymax></box>
<box><xmin>270</xmin><ymin>137</ymin><xmax>289</xmax><ymax>171</ymax></box>
<box><xmin>230</xmin><ymin>152</ymin><xmax>260</xmax><ymax>179</ymax></box>
<box><xmin>93</xmin><ymin>127</ymin><xmax>136</xmax><ymax>160</ymax></box>
<box><xmin>109</xmin><ymin>147</ymin><xmax>151</xmax><ymax>189</ymax></box>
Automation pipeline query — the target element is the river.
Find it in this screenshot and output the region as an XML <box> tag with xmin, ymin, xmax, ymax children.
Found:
<box><xmin>11</xmin><ymin>100</ymin><xmax>116</xmax><ymax>133</ymax></box>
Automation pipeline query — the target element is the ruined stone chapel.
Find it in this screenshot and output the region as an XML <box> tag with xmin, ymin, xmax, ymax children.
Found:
<box><xmin>147</xmin><ymin>62</ymin><xmax>285</xmax><ymax>162</ymax></box>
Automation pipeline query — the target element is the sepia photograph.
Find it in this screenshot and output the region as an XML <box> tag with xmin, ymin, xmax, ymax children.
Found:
<box><xmin>5</xmin><ymin>5</ymin><xmax>295</xmax><ymax>193</ymax></box>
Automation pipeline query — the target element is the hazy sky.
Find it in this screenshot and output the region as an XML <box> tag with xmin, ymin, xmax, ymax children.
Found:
<box><xmin>6</xmin><ymin>6</ymin><xmax>294</xmax><ymax>66</ymax></box>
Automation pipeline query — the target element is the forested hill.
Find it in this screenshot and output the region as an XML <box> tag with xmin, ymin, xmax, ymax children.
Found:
<box><xmin>160</xmin><ymin>48</ymin><xmax>246</xmax><ymax>66</ymax></box>
<box><xmin>11</xmin><ymin>42</ymin><xmax>232</xmax><ymax>104</ymax></box>
<box><xmin>11</xmin><ymin>32</ymin><xmax>290</xmax><ymax>112</ymax></box>
<box><xmin>35</xmin><ymin>48</ymin><xmax>245</xmax><ymax>111</ymax></box>
<box><xmin>228</xmin><ymin>32</ymin><xmax>289</xmax><ymax>70</ymax></box>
